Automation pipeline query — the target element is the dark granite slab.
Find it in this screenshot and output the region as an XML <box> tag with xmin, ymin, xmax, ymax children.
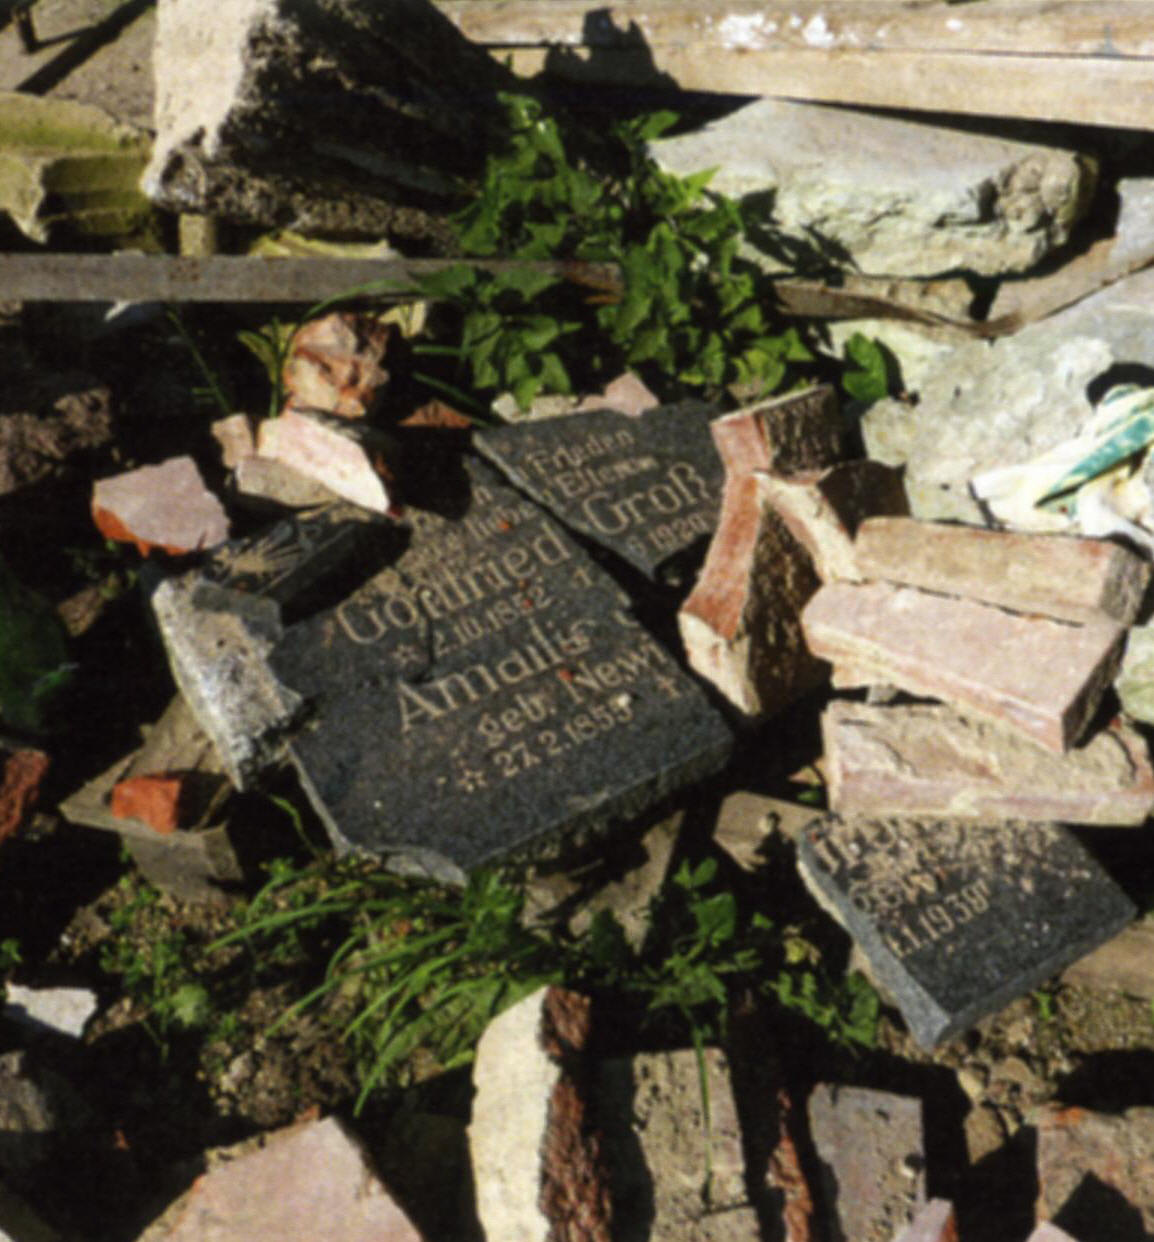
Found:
<box><xmin>473</xmin><ymin>402</ymin><xmax>723</xmax><ymax>584</ymax></box>
<box><xmin>270</xmin><ymin>456</ymin><xmax>732</xmax><ymax>880</ymax></box>
<box><xmin>798</xmin><ymin>815</ymin><xmax>1135</xmax><ymax>1047</ymax></box>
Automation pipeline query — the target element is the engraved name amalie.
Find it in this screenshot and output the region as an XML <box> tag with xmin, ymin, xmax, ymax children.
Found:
<box><xmin>326</xmin><ymin>478</ymin><xmax>688</xmax><ymax>794</ymax></box>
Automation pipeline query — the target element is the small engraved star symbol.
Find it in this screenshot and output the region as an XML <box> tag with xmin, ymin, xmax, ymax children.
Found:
<box><xmin>392</xmin><ymin>643</ymin><xmax>426</xmax><ymax>667</ymax></box>
<box><xmin>653</xmin><ymin>672</ymin><xmax>682</xmax><ymax>700</ymax></box>
<box><xmin>457</xmin><ymin>766</ymin><xmax>488</xmax><ymax>793</ymax></box>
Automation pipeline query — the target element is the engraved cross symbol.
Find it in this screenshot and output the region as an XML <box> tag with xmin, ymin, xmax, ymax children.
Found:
<box><xmin>456</xmin><ymin>766</ymin><xmax>488</xmax><ymax>793</ymax></box>
<box><xmin>653</xmin><ymin>672</ymin><xmax>682</xmax><ymax>700</ymax></box>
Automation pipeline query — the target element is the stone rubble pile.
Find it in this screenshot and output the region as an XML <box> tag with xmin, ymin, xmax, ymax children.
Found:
<box><xmin>5</xmin><ymin>0</ymin><xmax>1154</xmax><ymax>1238</ymax></box>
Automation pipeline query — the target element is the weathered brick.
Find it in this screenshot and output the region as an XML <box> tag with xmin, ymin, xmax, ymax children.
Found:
<box><xmin>758</xmin><ymin>460</ymin><xmax>908</xmax><ymax>582</ymax></box>
<box><xmin>109</xmin><ymin>772</ymin><xmax>187</xmax><ymax>834</ymax></box>
<box><xmin>679</xmin><ymin>472</ymin><xmax>823</xmax><ymax>716</ymax></box>
<box><xmin>807</xmin><ymin>1084</ymin><xmax>925</xmax><ymax>1242</ymax></box>
<box><xmin>893</xmin><ymin>1199</ymin><xmax>958</xmax><ymax>1242</ymax></box>
<box><xmin>822</xmin><ymin>700</ymin><xmax>1154</xmax><ymax>825</ymax></box>
<box><xmin>711</xmin><ymin>384</ymin><xmax>843</xmax><ymax>477</ymax></box>
<box><xmin>0</xmin><ymin>747</ymin><xmax>49</xmax><ymax>844</ymax></box>
<box><xmin>1036</xmin><ymin>1104</ymin><xmax>1154</xmax><ymax>1238</ymax></box>
<box><xmin>854</xmin><ymin>517</ymin><xmax>1151</xmax><ymax>625</ymax></box>
<box><xmin>801</xmin><ymin>582</ymin><xmax>1125</xmax><ymax>751</ymax></box>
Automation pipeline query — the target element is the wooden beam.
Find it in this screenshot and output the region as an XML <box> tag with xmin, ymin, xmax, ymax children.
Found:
<box><xmin>440</xmin><ymin>0</ymin><xmax>1154</xmax><ymax>58</ymax></box>
<box><xmin>0</xmin><ymin>254</ymin><xmax>624</xmax><ymax>302</ymax></box>
<box><xmin>498</xmin><ymin>45</ymin><xmax>1154</xmax><ymax>128</ymax></box>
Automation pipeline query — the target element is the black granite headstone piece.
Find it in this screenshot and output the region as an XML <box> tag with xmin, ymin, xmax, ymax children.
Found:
<box><xmin>798</xmin><ymin>815</ymin><xmax>1135</xmax><ymax>1047</ymax></box>
<box><xmin>473</xmin><ymin>402</ymin><xmax>723</xmax><ymax>584</ymax></box>
<box><xmin>270</xmin><ymin>456</ymin><xmax>732</xmax><ymax>881</ymax></box>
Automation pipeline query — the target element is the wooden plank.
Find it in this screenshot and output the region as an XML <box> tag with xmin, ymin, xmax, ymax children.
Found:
<box><xmin>0</xmin><ymin>253</ymin><xmax>624</xmax><ymax>302</ymax></box>
<box><xmin>500</xmin><ymin>45</ymin><xmax>1154</xmax><ymax>128</ymax></box>
<box><xmin>440</xmin><ymin>0</ymin><xmax>1154</xmax><ymax>57</ymax></box>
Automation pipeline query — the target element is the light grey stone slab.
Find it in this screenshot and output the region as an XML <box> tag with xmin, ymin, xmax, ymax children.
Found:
<box><xmin>651</xmin><ymin>98</ymin><xmax>1093</xmax><ymax>279</ymax></box>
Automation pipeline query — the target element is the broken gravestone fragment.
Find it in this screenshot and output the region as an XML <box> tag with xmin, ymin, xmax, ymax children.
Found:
<box><xmin>150</xmin><ymin>505</ymin><xmax>380</xmax><ymax>788</ymax></box>
<box><xmin>473</xmin><ymin>401</ymin><xmax>723</xmax><ymax>584</ymax></box>
<box><xmin>822</xmin><ymin>700</ymin><xmax>1154</xmax><ymax>826</ymax></box>
<box><xmin>469</xmin><ymin>985</ymin><xmax>609</xmax><ymax>1242</ymax></box>
<box><xmin>678</xmin><ymin>471</ymin><xmax>824</xmax><ymax>717</ymax></box>
<box><xmin>1035</xmin><ymin>1104</ymin><xmax>1154</xmax><ymax>1239</ymax></box>
<box><xmin>92</xmin><ymin>457</ymin><xmax>230</xmax><ymax>556</ymax></box>
<box><xmin>853</xmin><ymin>517</ymin><xmax>1151</xmax><ymax>626</ymax></box>
<box><xmin>143</xmin><ymin>0</ymin><xmax>509</xmax><ymax>243</ymax></box>
<box><xmin>807</xmin><ymin>1083</ymin><xmax>925</xmax><ymax>1242</ymax></box>
<box><xmin>271</xmin><ymin>456</ymin><xmax>730</xmax><ymax>878</ymax></box>
<box><xmin>650</xmin><ymin>98</ymin><xmax>1093</xmax><ymax>278</ymax></box>
<box><xmin>801</xmin><ymin>581</ymin><xmax>1125</xmax><ymax>752</ymax></box>
<box><xmin>798</xmin><ymin>815</ymin><xmax>1135</xmax><ymax>1047</ymax></box>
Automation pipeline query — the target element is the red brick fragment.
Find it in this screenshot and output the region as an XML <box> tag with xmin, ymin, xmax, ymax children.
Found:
<box><xmin>92</xmin><ymin>457</ymin><xmax>229</xmax><ymax>556</ymax></box>
<box><xmin>758</xmin><ymin>459</ymin><xmax>908</xmax><ymax>582</ymax></box>
<box><xmin>0</xmin><ymin>747</ymin><xmax>49</xmax><ymax>842</ymax></box>
<box><xmin>854</xmin><ymin>517</ymin><xmax>1151</xmax><ymax>625</ymax></box>
<box><xmin>109</xmin><ymin>772</ymin><xmax>188</xmax><ymax>834</ymax></box>
<box><xmin>711</xmin><ymin>384</ymin><xmax>843</xmax><ymax>477</ymax></box>
<box><xmin>767</xmin><ymin>1087</ymin><xmax>816</xmax><ymax>1242</ymax></box>
<box><xmin>802</xmin><ymin>581</ymin><xmax>1125</xmax><ymax>752</ymax></box>
<box><xmin>282</xmin><ymin>311</ymin><xmax>393</xmax><ymax>419</ymax></box>
<box><xmin>398</xmin><ymin>399</ymin><xmax>473</xmax><ymax>429</ymax></box>
<box><xmin>679</xmin><ymin>472</ymin><xmax>823</xmax><ymax>716</ymax></box>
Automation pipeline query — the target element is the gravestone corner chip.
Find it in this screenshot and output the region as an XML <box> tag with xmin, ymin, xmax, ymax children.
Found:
<box><xmin>270</xmin><ymin>456</ymin><xmax>732</xmax><ymax>881</ymax></box>
<box><xmin>798</xmin><ymin>814</ymin><xmax>1135</xmax><ymax>1047</ymax></box>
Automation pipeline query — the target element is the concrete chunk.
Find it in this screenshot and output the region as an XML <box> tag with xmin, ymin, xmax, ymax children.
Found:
<box><xmin>679</xmin><ymin>471</ymin><xmax>824</xmax><ymax>716</ymax></box>
<box><xmin>710</xmin><ymin>384</ymin><xmax>843</xmax><ymax>477</ymax></box>
<box><xmin>823</xmin><ymin>700</ymin><xmax>1154</xmax><ymax>825</ymax></box>
<box><xmin>801</xmin><ymin>582</ymin><xmax>1125</xmax><ymax>751</ymax></box>
<box><xmin>651</xmin><ymin>98</ymin><xmax>1094</xmax><ymax>278</ymax></box>
<box><xmin>854</xmin><ymin>517</ymin><xmax>1151</xmax><ymax>625</ymax></box>
<box><xmin>758</xmin><ymin>461</ymin><xmax>908</xmax><ymax>582</ymax></box>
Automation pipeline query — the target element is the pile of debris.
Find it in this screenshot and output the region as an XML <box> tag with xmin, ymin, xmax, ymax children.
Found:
<box><xmin>5</xmin><ymin>0</ymin><xmax>1154</xmax><ymax>1239</ymax></box>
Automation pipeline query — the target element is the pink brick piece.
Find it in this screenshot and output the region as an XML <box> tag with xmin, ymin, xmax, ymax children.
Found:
<box><xmin>854</xmin><ymin>517</ymin><xmax>1151</xmax><ymax>625</ymax></box>
<box><xmin>893</xmin><ymin>1199</ymin><xmax>958</xmax><ymax>1242</ymax></box>
<box><xmin>137</xmin><ymin>1115</ymin><xmax>424</xmax><ymax>1242</ymax></box>
<box><xmin>711</xmin><ymin>384</ymin><xmax>843</xmax><ymax>477</ymax></box>
<box><xmin>679</xmin><ymin>472</ymin><xmax>824</xmax><ymax>716</ymax></box>
<box><xmin>801</xmin><ymin>581</ymin><xmax>1125</xmax><ymax>752</ymax></box>
<box><xmin>823</xmin><ymin>700</ymin><xmax>1154</xmax><ymax>825</ymax></box>
<box><xmin>758</xmin><ymin>460</ymin><xmax>908</xmax><ymax>582</ymax></box>
<box><xmin>92</xmin><ymin>456</ymin><xmax>229</xmax><ymax>556</ymax></box>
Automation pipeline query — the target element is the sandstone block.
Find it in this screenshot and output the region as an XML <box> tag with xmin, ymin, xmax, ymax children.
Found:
<box><xmin>136</xmin><ymin>1115</ymin><xmax>423</xmax><ymax>1242</ymax></box>
<box><xmin>893</xmin><ymin>1199</ymin><xmax>958</xmax><ymax>1242</ymax></box>
<box><xmin>807</xmin><ymin>1084</ymin><xmax>925</xmax><ymax>1242</ymax></box>
<box><xmin>1035</xmin><ymin>1105</ymin><xmax>1154</xmax><ymax>1239</ymax></box>
<box><xmin>1061</xmin><ymin>917</ymin><xmax>1154</xmax><ymax>999</ymax></box>
<box><xmin>710</xmin><ymin>384</ymin><xmax>842</xmax><ymax>477</ymax></box>
<box><xmin>257</xmin><ymin>408</ymin><xmax>399</xmax><ymax>515</ymax></box>
<box><xmin>854</xmin><ymin>517</ymin><xmax>1150</xmax><ymax>625</ymax></box>
<box><xmin>651</xmin><ymin>98</ymin><xmax>1093</xmax><ymax>278</ymax></box>
<box><xmin>758</xmin><ymin>460</ymin><xmax>908</xmax><ymax>582</ymax></box>
<box><xmin>679</xmin><ymin>471</ymin><xmax>824</xmax><ymax>716</ymax></box>
<box><xmin>92</xmin><ymin>457</ymin><xmax>229</xmax><ymax>556</ymax></box>
<box><xmin>822</xmin><ymin>701</ymin><xmax>1154</xmax><ymax>825</ymax></box>
<box><xmin>469</xmin><ymin>986</ymin><xmax>609</xmax><ymax>1242</ymax></box>
<box><xmin>801</xmin><ymin>582</ymin><xmax>1125</xmax><ymax>751</ymax></box>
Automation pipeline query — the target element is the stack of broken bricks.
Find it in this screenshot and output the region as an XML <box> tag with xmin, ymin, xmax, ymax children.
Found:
<box><xmin>681</xmin><ymin>384</ymin><xmax>1146</xmax><ymax>1046</ymax></box>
